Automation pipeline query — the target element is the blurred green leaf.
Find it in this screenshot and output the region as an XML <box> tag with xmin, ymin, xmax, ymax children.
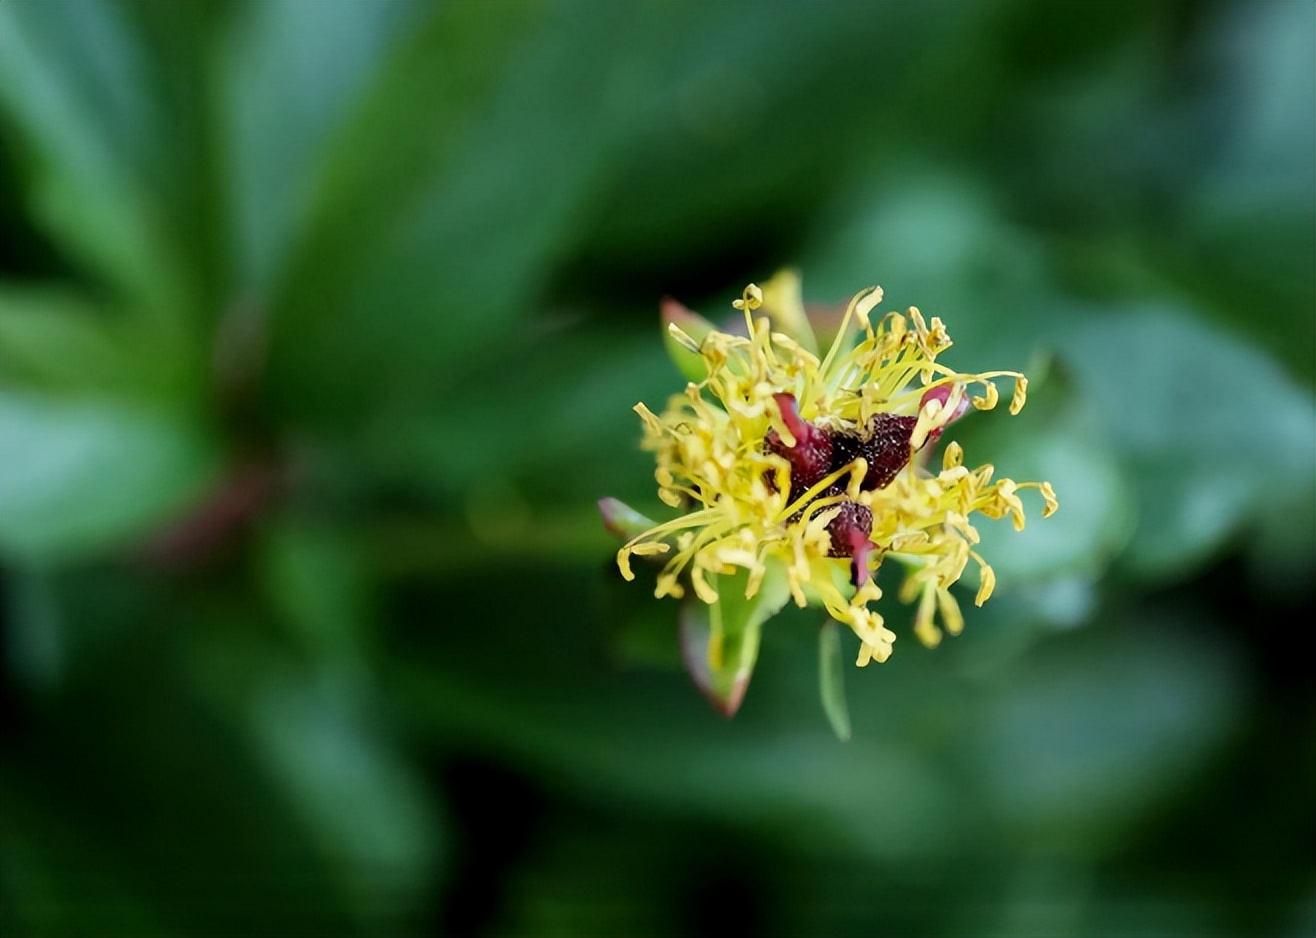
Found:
<box><xmin>348</xmin><ymin>325</ymin><xmax>672</xmax><ymax>509</ymax></box>
<box><xmin>965</xmin><ymin>612</ymin><xmax>1245</xmax><ymax>852</ymax></box>
<box><xmin>2</xmin><ymin>601</ymin><xmax>378</xmax><ymax>935</ymax></box>
<box><xmin>964</xmin><ymin>367</ymin><xmax>1133</xmax><ymax>585</ymax></box>
<box><xmin>245</xmin><ymin>674</ymin><xmax>442</xmax><ymax>926</ymax></box>
<box><xmin>569</xmin><ymin>3</ymin><xmax>985</xmax><ymax>270</ymax></box>
<box><xmin>256</xmin><ymin>513</ymin><xmax>373</xmax><ymax>665</ymax></box>
<box><xmin>265</xmin><ymin>3</ymin><xmax>649</xmax><ymax>428</ymax></box>
<box><xmin>0</xmin><ymin>284</ymin><xmax>199</xmax><ymax>406</ymax></box>
<box><xmin>174</xmin><ymin>612</ymin><xmax>446</xmax><ymax>934</ymax></box>
<box><xmin>1179</xmin><ymin>1</ymin><xmax>1316</xmax><ymax>384</ymax></box>
<box><xmin>220</xmin><ymin>0</ymin><xmax>421</xmax><ymax>295</ymax></box>
<box><xmin>0</xmin><ymin>392</ymin><xmax>221</xmax><ymax>561</ymax></box>
<box><xmin>1</xmin><ymin>777</ymin><xmax>173</xmax><ymax>935</ymax></box>
<box><xmin>0</xmin><ymin>1</ymin><xmax>199</xmax><ymax>321</ymax></box>
<box><xmin>1058</xmin><ymin>306</ymin><xmax>1316</xmax><ymax>577</ymax></box>
<box><xmin>802</xmin><ymin>171</ymin><xmax>1053</xmax><ymax>370</ymax></box>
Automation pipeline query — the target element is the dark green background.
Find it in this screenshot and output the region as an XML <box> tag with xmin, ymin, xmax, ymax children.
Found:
<box><xmin>1</xmin><ymin>2</ymin><xmax>1312</xmax><ymax>935</ymax></box>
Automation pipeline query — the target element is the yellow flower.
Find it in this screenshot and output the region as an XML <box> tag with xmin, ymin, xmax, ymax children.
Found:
<box><xmin>615</xmin><ymin>274</ymin><xmax>1057</xmax><ymax>667</ymax></box>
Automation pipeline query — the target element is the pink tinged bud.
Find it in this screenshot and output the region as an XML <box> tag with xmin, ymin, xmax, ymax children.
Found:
<box><xmin>918</xmin><ymin>384</ymin><xmax>971</xmax><ymax>445</ymax></box>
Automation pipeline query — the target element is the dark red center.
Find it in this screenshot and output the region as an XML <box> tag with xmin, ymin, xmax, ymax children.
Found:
<box><xmin>764</xmin><ymin>395</ymin><xmax>918</xmax><ymax>587</ymax></box>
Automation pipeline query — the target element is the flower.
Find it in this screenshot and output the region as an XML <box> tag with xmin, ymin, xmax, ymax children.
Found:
<box><xmin>612</xmin><ymin>273</ymin><xmax>1057</xmax><ymax>670</ymax></box>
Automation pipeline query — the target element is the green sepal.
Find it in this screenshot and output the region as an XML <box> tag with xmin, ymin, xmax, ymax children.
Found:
<box><xmin>597</xmin><ymin>497</ymin><xmax>657</xmax><ymax>541</ymax></box>
<box><xmin>818</xmin><ymin>619</ymin><xmax>852</xmax><ymax>741</ymax></box>
<box><xmin>661</xmin><ymin>298</ymin><xmax>717</xmax><ymax>383</ymax></box>
<box><xmin>758</xmin><ymin>269</ymin><xmax>819</xmax><ymax>355</ymax></box>
<box><xmin>805</xmin><ymin>303</ymin><xmax>849</xmax><ymax>355</ymax></box>
<box><xmin>678</xmin><ymin>562</ymin><xmax>791</xmax><ymax>717</ymax></box>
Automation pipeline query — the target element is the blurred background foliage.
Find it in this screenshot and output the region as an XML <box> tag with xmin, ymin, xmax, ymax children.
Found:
<box><xmin>0</xmin><ymin>1</ymin><xmax>1312</xmax><ymax>935</ymax></box>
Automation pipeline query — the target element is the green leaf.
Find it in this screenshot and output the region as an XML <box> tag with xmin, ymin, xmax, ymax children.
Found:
<box><xmin>0</xmin><ymin>285</ymin><xmax>199</xmax><ymax>407</ymax></box>
<box><xmin>0</xmin><ymin>2</ymin><xmax>198</xmax><ymax>320</ymax></box>
<box><xmin>255</xmin><ymin>515</ymin><xmax>371</xmax><ymax>662</ymax></box>
<box><xmin>1058</xmin><ymin>306</ymin><xmax>1316</xmax><ymax>578</ymax></box>
<box><xmin>346</xmin><ymin>328</ymin><xmax>670</xmax><ymax>509</ymax></box>
<box><xmin>962</xmin><ymin>367</ymin><xmax>1132</xmax><ymax>585</ymax></box>
<box><xmin>1</xmin><ymin>776</ymin><xmax>170</xmax><ymax>935</ymax></box>
<box><xmin>678</xmin><ymin>563</ymin><xmax>792</xmax><ymax>717</ymax></box>
<box><xmin>242</xmin><ymin>674</ymin><xmax>442</xmax><ymax>924</ymax></box>
<box><xmin>801</xmin><ymin>171</ymin><xmax>1051</xmax><ymax>369</ymax></box>
<box><xmin>265</xmin><ymin>3</ymin><xmax>648</xmax><ymax>428</ymax></box>
<box><xmin>965</xmin><ymin>612</ymin><xmax>1245</xmax><ymax>851</ymax></box>
<box><xmin>818</xmin><ymin>619</ymin><xmax>852</xmax><ymax>741</ymax></box>
<box><xmin>219</xmin><ymin>0</ymin><xmax>420</xmax><ymax>295</ymax></box>
<box><xmin>0</xmin><ymin>393</ymin><xmax>222</xmax><ymax>562</ymax></box>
